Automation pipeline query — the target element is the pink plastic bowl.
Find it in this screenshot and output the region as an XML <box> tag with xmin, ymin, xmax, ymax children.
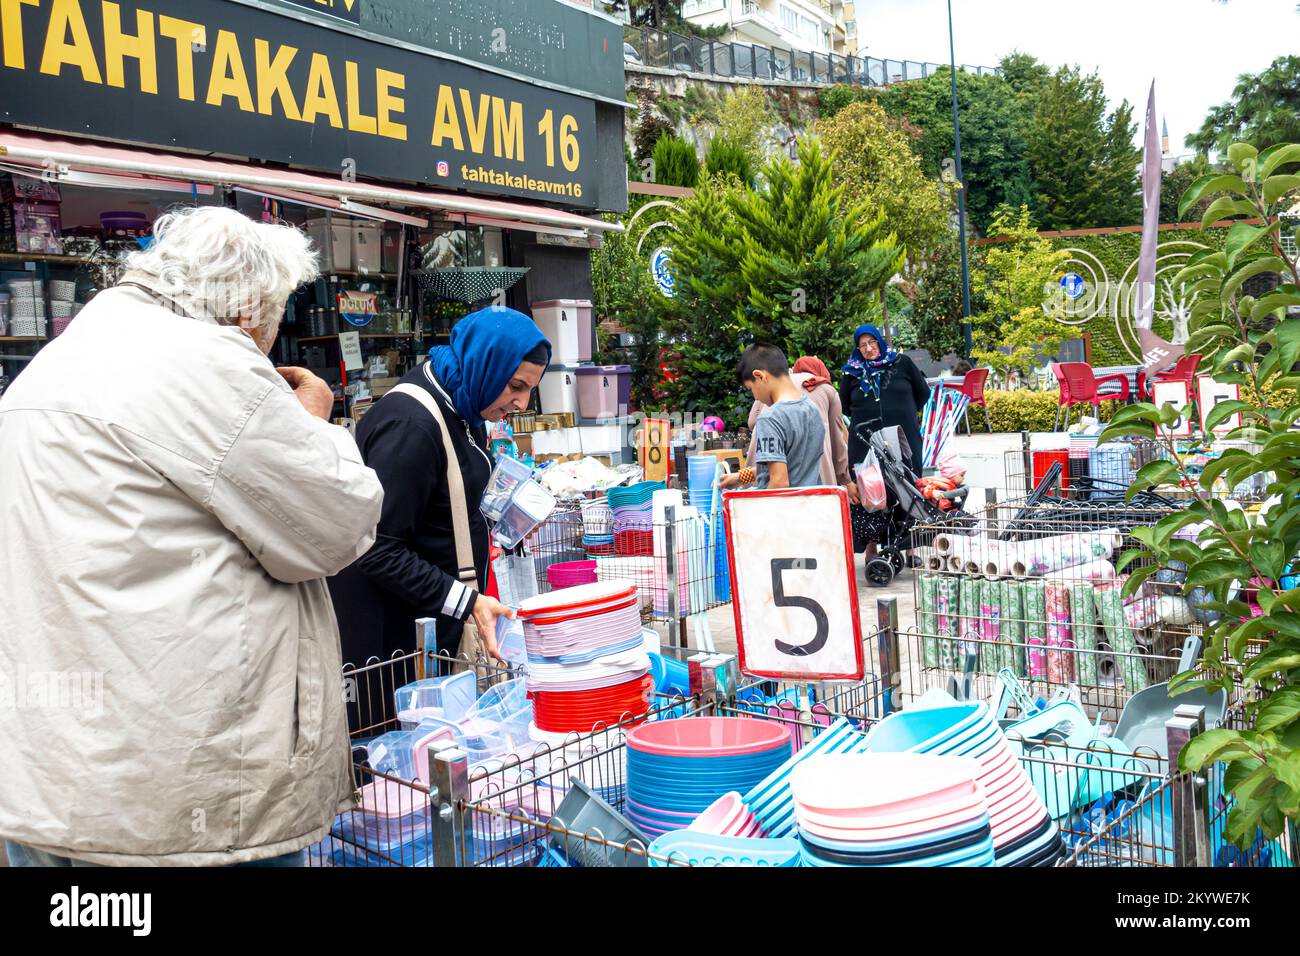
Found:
<box><xmin>627</xmin><ymin>717</ymin><xmax>791</xmax><ymax>758</ymax></box>
<box><xmin>687</xmin><ymin>792</ymin><xmax>746</xmax><ymax>835</ymax></box>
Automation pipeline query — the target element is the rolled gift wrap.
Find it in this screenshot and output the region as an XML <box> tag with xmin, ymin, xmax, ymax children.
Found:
<box><xmin>1010</xmin><ymin>529</ymin><xmax>1123</xmax><ymax>577</ymax></box>
<box><xmin>1095</xmin><ymin>586</ymin><xmax>1148</xmax><ymax>693</ymax></box>
<box><xmin>926</xmin><ymin>553</ymin><xmax>945</xmax><ymax>571</ymax></box>
<box><xmin>978</xmin><ymin>576</ymin><xmax>1003</xmax><ymax>673</ymax></box>
<box><xmin>1045</xmin><ymin>581</ymin><xmax>1076</xmax><ymax>685</ymax></box>
<box><xmin>1157</xmin><ymin>594</ymin><xmax>1194</xmax><ymax>626</ymax></box>
<box><xmin>959</xmin><ymin>575</ymin><xmax>982</xmax><ymax>656</ymax></box>
<box><xmin>1023</xmin><ymin>580</ymin><xmax>1048</xmax><ymax>679</ymax></box>
<box><xmin>1069</xmin><ymin>582</ymin><xmax>1100</xmax><ymax>686</ymax></box>
<box><xmin>920</xmin><ymin>573</ymin><xmax>940</xmax><ymax>668</ymax></box>
<box><xmin>936</xmin><ymin>574</ymin><xmax>963</xmax><ymax>669</ymax></box>
<box><xmin>1044</xmin><ymin>559</ymin><xmax>1115</xmax><ymax>584</ymax></box>
<box><xmin>947</xmin><ymin>556</ymin><xmax>965</xmax><ymax>573</ymax></box>
<box><xmin>1124</xmin><ymin>596</ymin><xmax>1161</xmax><ymax>631</ymax></box>
<box><xmin>1000</xmin><ymin>579</ymin><xmax>1026</xmax><ymax>676</ymax></box>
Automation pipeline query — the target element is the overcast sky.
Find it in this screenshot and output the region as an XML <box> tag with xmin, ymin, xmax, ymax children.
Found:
<box><xmin>856</xmin><ymin>0</ymin><xmax>1298</xmax><ymax>154</ymax></box>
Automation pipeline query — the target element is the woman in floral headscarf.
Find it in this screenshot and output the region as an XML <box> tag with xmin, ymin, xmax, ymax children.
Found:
<box><xmin>840</xmin><ymin>323</ymin><xmax>930</xmax><ymax>472</ymax></box>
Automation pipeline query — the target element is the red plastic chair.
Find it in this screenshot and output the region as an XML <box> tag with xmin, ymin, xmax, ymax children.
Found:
<box><xmin>1144</xmin><ymin>353</ymin><xmax>1202</xmax><ymax>399</ymax></box>
<box><xmin>1050</xmin><ymin>362</ymin><xmax>1131</xmax><ymax>431</ymax></box>
<box><xmin>942</xmin><ymin>368</ymin><xmax>992</xmax><ymax>433</ymax></box>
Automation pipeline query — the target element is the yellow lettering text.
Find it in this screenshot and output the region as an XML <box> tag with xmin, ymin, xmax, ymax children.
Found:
<box><xmin>205</xmin><ymin>30</ymin><xmax>253</xmax><ymax>112</ymax></box>
<box><xmin>254</xmin><ymin>38</ymin><xmax>300</xmax><ymax>120</ymax></box>
<box><xmin>492</xmin><ymin>97</ymin><xmax>523</xmax><ymax>162</ymax></box>
<box><xmin>301</xmin><ymin>53</ymin><xmax>342</xmax><ymax>128</ymax></box>
<box><xmin>159</xmin><ymin>15</ymin><xmax>202</xmax><ymax>101</ymax></box>
<box><xmin>430</xmin><ymin>84</ymin><xmax>463</xmax><ymax>150</ymax></box>
<box><xmin>344</xmin><ymin>61</ymin><xmax>376</xmax><ymax>134</ymax></box>
<box><xmin>375</xmin><ymin>68</ymin><xmax>406</xmax><ymax>140</ymax></box>
<box><xmin>0</xmin><ymin>0</ymin><xmax>39</xmax><ymax>70</ymax></box>
<box><xmin>459</xmin><ymin>89</ymin><xmax>490</xmax><ymax>154</ymax></box>
<box><xmin>103</xmin><ymin>3</ymin><xmax>157</xmax><ymax>94</ymax></box>
<box><xmin>39</xmin><ymin>0</ymin><xmax>102</xmax><ymax>83</ymax></box>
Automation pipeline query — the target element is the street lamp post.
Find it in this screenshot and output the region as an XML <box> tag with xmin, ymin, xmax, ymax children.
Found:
<box><xmin>948</xmin><ymin>0</ymin><xmax>973</xmax><ymax>355</ymax></box>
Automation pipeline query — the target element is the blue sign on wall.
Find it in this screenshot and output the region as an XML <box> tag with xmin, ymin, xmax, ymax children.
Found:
<box><xmin>651</xmin><ymin>247</ymin><xmax>675</xmax><ymax>298</ymax></box>
<box><xmin>1061</xmin><ymin>273</ymin><xmax>1086</xmax><ymax>300</ymax></box>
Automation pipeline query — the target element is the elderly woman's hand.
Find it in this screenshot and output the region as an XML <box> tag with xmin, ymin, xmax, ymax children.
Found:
<box><xmin>276</xmin><ymin>367</ymin><xmax>334</xmax><ymax>420</ymax></box>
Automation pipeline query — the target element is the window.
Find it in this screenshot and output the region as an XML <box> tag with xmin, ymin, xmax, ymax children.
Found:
<box><xmin>780</xmin><ymin>4</ymin><xmax>799</xmax><ymax>34</ymax></box>
<box><xmin>845</xmin><ymin>19</ymin><xmax>856</xmax><ymax>38</ymax></box>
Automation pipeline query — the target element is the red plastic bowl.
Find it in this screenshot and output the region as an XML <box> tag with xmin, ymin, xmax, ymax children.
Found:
<box><xmin>627</xmin><ymin>717</ymin><xmax>791</xmax><ymax>758</ymax></box>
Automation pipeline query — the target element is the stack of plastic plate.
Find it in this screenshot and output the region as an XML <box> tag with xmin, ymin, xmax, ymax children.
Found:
<box><xmin>687</xmin><ymin>791</ymin><xmax>763</xmax><ymax>838</ymax></box>
<box><xmin>624</xmin><ymin>718</ymin><xmax>792</xmax><ymax>837</ymax></box>
<box><xmin>607</xmin><ymin>481</ymin><xmax>662</xmax><ymax>536</ymax></box>
<box><xmin>792</xmin><ymin>752</ymin><xmax>996</xmax><ymax>867</ymax></box>
<box><xmin>863</xmin><ymin>701</ymin><xmax>1063</xmax><ymax>866</ymax></box>
<box><xmin>520</xmin><ymin>582</ymin><xmax>652</xmax><ymax>735</ymax></box>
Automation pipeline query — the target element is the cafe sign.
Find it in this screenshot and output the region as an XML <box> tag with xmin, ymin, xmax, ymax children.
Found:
<box><xmin>0</xmin><ymin>0</ymin><xmax>599</xmax><ymax>207</ymax></box>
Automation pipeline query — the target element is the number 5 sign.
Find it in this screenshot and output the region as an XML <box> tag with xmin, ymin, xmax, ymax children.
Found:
<box><xmin>723</xmin><ymin>487</ymin><xmax>864</xmax><ymax>681</ymax></box>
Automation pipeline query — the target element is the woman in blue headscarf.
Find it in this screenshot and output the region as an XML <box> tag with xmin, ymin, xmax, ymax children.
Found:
<box><xmin>330</xmin><ymin>306</ymin><xmax>550</xmax><ymax>664</ymax></box>
<box><xmin>840</xmin><ymin>323</ymin><xmax>931</xmax><ymax>557</ymax></box>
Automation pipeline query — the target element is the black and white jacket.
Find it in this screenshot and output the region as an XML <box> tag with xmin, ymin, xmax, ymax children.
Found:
<box><xmin>329</xmin><ymin>361</ymin><xmax>493</xmax><ymax>663</ymax></box>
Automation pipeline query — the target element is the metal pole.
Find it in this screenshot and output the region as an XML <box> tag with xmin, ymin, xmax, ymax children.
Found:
<box><xmin>430</xmin><ymin>747</ymin><xmax>469</xmax><ymax>867</ymax></box>
<box><xmin>665</xmin><ymin>505</ymin><xmax>682</xmax><ymax>649</ymax></box>
<box><xmin>876</xmin><ymin>597</ymin><xmax>901</xmax><ymax>715</ymax></box>
<box><xmin>1166</xmin><ymin>706</ymin><xmax>1211</xmax><ymax>868</ymax></box>
<box><xmin>947</xmin><ymin>0</ymin><xmax>973</xmax><ymax>356</ymax></box>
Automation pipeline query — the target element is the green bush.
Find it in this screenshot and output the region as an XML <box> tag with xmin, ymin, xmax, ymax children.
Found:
<box><xmin>703</xmin><ymin>135</ymin><xmax>753</xmax><ymax>186</ymax></box>
<box><xmin>651</xmin><ymin>134</ymin><xmax>700</xmax><ymax>188</ymax></box>
<box><xmin>983</xmin><ymin>388</ymin><xmax>1122</xmax><ymax>432</ymax></box>
<box><xmin>818</xmin><ymin>84</ymin><xmax>871</xmax><ymax>118</ymax></box>
<box><xmin>633</xmin><ymin>114</ymin><xmax>674</xmax><ymax>163</ymax></box>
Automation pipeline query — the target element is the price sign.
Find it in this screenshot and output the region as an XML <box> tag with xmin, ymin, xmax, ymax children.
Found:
<box><xmin>1152</xmin><ymin>380</ymin><xmax>1193</xmax><ymax>438</ymax></box>
<box><xmin>640</xmin><ymin>417</ymin><xmax>671</xmax><ymax>484</ymax></box>
<box><xmin>1196</xmin><ymin>376</ymin><xmax>1241</xmax><ymax>434</ymax></box>
<box><xmin>723</xmin><ymin>487</ymin><xmax>864</xmax><ymax>682</ymax></box>
<box><xmin>339</xmin><ymin>331</ymin><xmax>364</xmax><ymax>372</ymax></box>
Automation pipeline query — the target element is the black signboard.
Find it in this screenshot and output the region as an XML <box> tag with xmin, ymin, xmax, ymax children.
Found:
<box><xmin>281</xmin><ymin>0</ymin><xmax>361</xmax><ymax>26</ymax></box>
<box><xmin>0</xmin><ymin>0</ymin><xmax>600</xmax><ymax>207</ymax></box>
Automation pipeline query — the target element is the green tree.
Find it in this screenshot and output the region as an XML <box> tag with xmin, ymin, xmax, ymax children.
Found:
<box><xmin>714</xmin><ymin>86</ymin><xmax>780</xmax><ymax>171</ymax></box>
<box><xmin>1100</xmin><ymin>140</ymin><xmax>1300</xmax><ymax>848</ymax></box>
<box><xmin>912</xmin><ymin>237</ymin><xmax>973</xmax><ymax>360</ymax></box>
<box><xmin>703</xmin><ymin>135</ymin><xmax>754</xmax><ymax>187</ymax></box>
<box><xmin>590</xmin><ymin>206</ymin><xmax>662</xmax><ymax>410</ymax></box>
<box><xmin>815</xmin><ymin>99</ymin><xmax>950</xmax><ymax>269</ymax></box>
<box><xmin>970</xmin><ymin>206</ymin><xmax>1069</xmax><ymax>380</ymax></box>
<box><xmin>869</xmin><ymin>68</ymin><xmax>1037</xmax><ymax>233</ymax></box>
<box><xmin>1024</xmin><ymin>66</ymin><xmax>1141</xmax><ymax>229</ymax></box>
<box><xmin>726</xmin><ymin>136</ymin><xmax>904</xmax><ymax>359</ymax></box>
<box><xmin>1188</xmin><ymin>56</ymin><xmax>1300</xmax><ymax>157</ymax></box>
<box><xmin>998</xmin><ymin>50</ymin><xmax>1050</xmax><ymax>95</ymax></box>
<box><xmin>1161</xmin><ymin>156</ymin><xmax>1214</xmax><ymax>224</ymax></box>
<box><xmin>651</xmin><ymin>133</ymin><xmax>700</xmax><ymax>188</ymax></box>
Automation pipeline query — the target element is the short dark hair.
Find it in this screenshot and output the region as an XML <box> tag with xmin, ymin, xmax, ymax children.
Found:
<box><xmin>738</xmin><ymin>344</ymin><xmax>789</xmax><ymax>383</ymax></box>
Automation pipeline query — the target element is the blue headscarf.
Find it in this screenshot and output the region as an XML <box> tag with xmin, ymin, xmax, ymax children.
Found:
<box><xmin>428</xmin><ymin>306</ymin><xmax>551</xmax><ymax>428</ymax></box>
<box><xmin>843</xmin><ymin>323</ymin><xmax>900</xmax><ymax>400</ymax></box>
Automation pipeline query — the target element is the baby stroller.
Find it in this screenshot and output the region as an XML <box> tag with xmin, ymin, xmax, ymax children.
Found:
<box><xmin>856</xmin><ymin>426</ymin><xmax>970</xmax><ymax>587</ymax></box>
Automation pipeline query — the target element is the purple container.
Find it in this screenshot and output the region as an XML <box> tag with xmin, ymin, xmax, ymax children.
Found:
<box><xmin>575</xmin><ymin>365</ymin><xmax>632</xmax><ymax>420</ymax></box>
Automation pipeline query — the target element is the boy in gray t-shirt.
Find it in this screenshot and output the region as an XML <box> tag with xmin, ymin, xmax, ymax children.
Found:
<box><xmin>721</xmin><ymin>344</ymin><xmax>826</xmax><ymax>490</ymax></box>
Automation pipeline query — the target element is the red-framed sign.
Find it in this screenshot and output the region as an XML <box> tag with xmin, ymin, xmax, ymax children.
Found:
<box><xmin>723</xmin><ymin>486</ymin><xmax>864</xmax><ymax>682</ymax></box>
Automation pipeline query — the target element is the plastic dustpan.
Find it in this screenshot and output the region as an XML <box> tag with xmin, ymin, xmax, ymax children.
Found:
<box><xmin>548</xmin><ymin>778</ymin><xmax>650</xmax><ymax>867</ymax></box>
<box><xmin>1004</xmin><ymin>701</ymin><xmax>1097</xmax><ymax>750</ymax></box>
<box><xmin>1113</xmin><ymin>637</ymin><xmax>1227</xmax><ymax>760</ymax></box>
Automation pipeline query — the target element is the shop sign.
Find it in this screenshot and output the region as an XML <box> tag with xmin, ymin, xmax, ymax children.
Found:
<box><xmin>0</xmin><ymin>0</ymin><xmax>599</xmax><ymax>207</ymax></box>
<box><xmin>1152</xmin><ymin>379</ymin><xmax>1194</xmax><ymax>439</ymax></box>
<box><xmin>650</xmin><ymin>246</ymin><xmax>674</xmax><ymax>297</ymax></box>
<box><xmin>1196</xmin><ymin>376</ymin><xmax>1241</xmax><ymax>435</ymax></box>
<box><xmin>338</xmin><ymin>330</ymin><xmax>363</xmax><ymax>371</ymax></box>
<box><xmin>723</xmin><ymin>487</ymin><xmax>864</xmax><ymax>682</ymax></box>
<box><xmin>282</xmin><ymin>0</ymin><xmax>360</xmax><ymax>26</ymax></box>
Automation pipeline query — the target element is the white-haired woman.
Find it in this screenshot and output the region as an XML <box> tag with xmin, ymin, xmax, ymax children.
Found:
<box><xmin>0</xmin><ymin>206</ymin><xmax>383</xmax><ymax>867</ymax></box>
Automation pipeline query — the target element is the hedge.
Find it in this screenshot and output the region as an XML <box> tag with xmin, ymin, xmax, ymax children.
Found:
<box><xmin>980</xmin><ymin>389</ymin><xmax>1122</xmax><ymax>433</ymax></box>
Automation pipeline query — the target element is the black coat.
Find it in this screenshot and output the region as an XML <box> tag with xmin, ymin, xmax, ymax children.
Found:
<box><xmin>329</xmin><ymin>362</ymin><xmax>492</xmax><ymax>665</ymax></box>
<box><xmin>840</xmin><ymin>353</ymin><xmax>931</xmax><ymax>473</ymax></box>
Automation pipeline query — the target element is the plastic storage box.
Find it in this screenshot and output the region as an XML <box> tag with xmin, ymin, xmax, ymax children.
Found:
<box><xmin>393</xmin><ymin>672</ymin><xmax>477</xmax><ymax>728</ymax></box>
<box><xmin>576</xmin><ymin>365</ymin><xmax>632</xmax><ymax>419</ymax></box>
<box><xmin>352</xmin><ymin>221</ymin><xmax>383</xmax><ymax>273</ymax></box>
<box><xmin>531</xmin><ymin>299</ymin><xmax>592</xmax><ymax>364</ymax></box>
<box><xmin>305</xmin><ymin>216</ymin><xmax>354</xmax><ymax>272</ymax></box>
<box><xmin>538</xmin><ymin>364</ymin><xmax>579</xmax><ymax>415</ymax></box>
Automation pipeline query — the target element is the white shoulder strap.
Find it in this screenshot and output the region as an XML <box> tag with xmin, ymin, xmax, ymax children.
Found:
<box><xmin>388</xmin><ymin>383</ymin><xmax>477</xmax><ymax>584</ymax></box>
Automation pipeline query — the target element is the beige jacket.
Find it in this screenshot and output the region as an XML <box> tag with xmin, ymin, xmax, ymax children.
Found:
<box><xmin>746</xmin><ymin>374</ymin><xmax>850</xmax><ymax>485</ymax></box>
<box><xmin>0</xmin><ymin>278</ymin><xmax>383</xmax><ymax>865</ymax></box>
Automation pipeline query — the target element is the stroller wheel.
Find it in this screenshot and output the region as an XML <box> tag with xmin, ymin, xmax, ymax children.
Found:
<box><xmin>865</xmin><ymin>557</ymin><xmax>895</xmax><ymax>588</ymax></box>
<box><xmin>885</xmin><ymin>549</ymin><xmax>904</xmax><ymax>573</ymax></box>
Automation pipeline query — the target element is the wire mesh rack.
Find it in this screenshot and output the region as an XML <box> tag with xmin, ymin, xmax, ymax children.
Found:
<box><xmin>514</xmin><ymin>502</ymin><xmax>732</xmax><ymax>621</ymax></box>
